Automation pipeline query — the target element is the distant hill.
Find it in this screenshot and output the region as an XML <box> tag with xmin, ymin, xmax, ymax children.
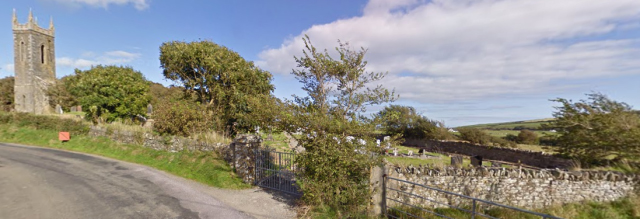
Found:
<box><xmin>457</xmin><ymin>118</ymin><xmax>555</xmax><ymax>130</ymax></box>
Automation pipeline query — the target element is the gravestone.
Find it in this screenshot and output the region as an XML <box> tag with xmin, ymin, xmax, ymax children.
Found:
<box><xmin>76</xmin><ymin>105</ymin><xmax>82</xmax><ymax>112</ymax></box>
<box><xmin>383</xmin><ymin>136</ymin><xmax>391</xmax><ymax>142</ymax></box>
<box><xmin>471</xmin><ymin>155</ymin><xmax>483</xmax><ymax>167</ymax></box>
<box><xmin>451</xmin><ymin>156</ymin><xmax>463</xmax><ymax>167</ymax></box>
<box><xmin>408</xmin><ymin>150</ymin><xmax>413</xmax><ymax>156</ymax></box>
<box><xmin>376</xmin><ymin>139</ymin><xmax>381</xmax><ymax>147</ymax></box>
<box><xmin>147</xmin><ymin>103</ymin><xmax>153</xmax><ymax>115</ymax></box>
<box><xmin>70</xmin><ymin>106</ymin><xmax>76</xmax><ymax>112</ymax></box>
<box><xmin>418</xmin><ymin>148</ymin><xmax>425</xmax><ymax>155</ymax></box>
<box><xmin>491</xmin><ymin>161</ymin><xmax>502</xmax><ymax>167</ymax></box>
<box><xmin>393</xmin><ymin>148</ymin><xmax>398</xmax><ymax>156</ymax></box>
<box><xmin>55</xmin><ymin>104</ymin><xmax>63</xmax><ymax>114</ymax></box>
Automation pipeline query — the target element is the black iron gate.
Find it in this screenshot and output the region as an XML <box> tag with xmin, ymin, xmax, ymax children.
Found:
<box><xmin>254</xmin><ymin>149</ymin><xmax>301</xmax><ymax>196</ymax></box>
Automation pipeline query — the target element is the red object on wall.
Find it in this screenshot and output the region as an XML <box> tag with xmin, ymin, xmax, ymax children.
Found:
<box><xmin>59</xmin><ymin>132</ymin><xmax>70</xmax><ymax>142</ymax></box>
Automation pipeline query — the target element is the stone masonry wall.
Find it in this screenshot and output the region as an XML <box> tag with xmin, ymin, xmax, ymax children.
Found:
<box><xmin>404</xmin><ymin>139</ymin><xmax>572</xmax><ymax>169</ymax></box>
<box><xmin>89</xmin><ymin>126</ymin><xmax>260</xmax><ymax>184</ymax></box>
<box><xmin>89</xmin><ymin>126</ymin><xmax>224</xmax><ymax>152</ymax></box>
<box><xmin>385</xmin><ymin>164</ymin><xmax>639</xmax><ymax>210</ymax></box>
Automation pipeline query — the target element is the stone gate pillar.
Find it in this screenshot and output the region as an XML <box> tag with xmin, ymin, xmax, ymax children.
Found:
<box><xmin>230</xmin><ymin>134</ymin><xmax>262</xmax><ymax>183</ymax></box>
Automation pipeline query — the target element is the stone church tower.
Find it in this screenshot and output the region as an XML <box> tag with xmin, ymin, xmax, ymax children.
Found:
<box><xmin>12</xmin><ymin>9</ymin><xmax>56</xmax><ymax>114</ymax></box>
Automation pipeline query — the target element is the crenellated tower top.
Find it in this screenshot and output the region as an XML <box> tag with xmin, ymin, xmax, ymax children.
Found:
<box><xmin>12</xmin><ymin>9</ymin><xmax>54</xmax><ymax>37</ymax></box>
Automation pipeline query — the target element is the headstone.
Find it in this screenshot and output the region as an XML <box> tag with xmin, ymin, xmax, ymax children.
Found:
<box><xmin>70</xmin><ymin>106</ymin><xmax>76</xmax><ymax>112</ymax></box>
<box><xmin>55</xmin><ymin>104</ymin><xmax>63</xmax><ymax>114</ymax></box>
<box><xmin>383</xmin><ymin>136</ymin><xmax>391</xmax><ymax>142</ymax></box>
<box><xmin>418</xmin><ymin>148</ymin><xmax>425</xmax><ymax>155</ymax></box>
<box><xmin>491</xmin><ymin>161</ymin><xmax>502</xmax><ymax>167</ymax></box>
<box><xmin>451</xmin><ymin>156</ymin><xmax>463</xmax><ymax>167</ymax></box>
<box><xmin>147</xmin><ymin>103</ymin><xmax>153</xmax><ymax>115</ymax></box>
<box><xmin>77</xmin><ymin>105</ymin><xmax>82</xmax><ymax>112</ymax></box>
<box><xmin>393</xmin><ymin>148</ymin><xmax>398</xmax><ymax>156</ymax></box>
<box><xmin>471</xmin><ymin>155</ymin><xmax>483</xmax><ymax>167</ymax></box>
<box><xmin>408</xmin><ymin>150</ymin><xmax>413</xmax><ymax>156</ymax></box>
<box><xmin>376</xmin><ymin>139</ymin><xmax>381</xmax><ymax>147</ymax></box>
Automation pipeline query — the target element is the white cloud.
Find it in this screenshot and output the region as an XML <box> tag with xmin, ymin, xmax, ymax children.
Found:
<box><xmin>48</xmin><ymin>0</ymin><xmax>149</xmax><ymax>10</ymax></box>
<box><xmin>257</xmin><ymin>0</ymin><xmax>640</xmax><ymax>103</ymax></box>
<box><xmin>57</xmin><ymin>50</ymin><xmax>141</xmax><ymax>69</ymax></box>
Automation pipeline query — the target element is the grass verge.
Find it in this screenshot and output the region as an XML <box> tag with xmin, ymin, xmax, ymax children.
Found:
<box><xmin>0</xmin><ymin>124</ymin><xmax>250</xmax><ymax>189</ymax></box>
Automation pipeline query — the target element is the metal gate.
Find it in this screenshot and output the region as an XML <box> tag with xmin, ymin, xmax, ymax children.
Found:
<box><xmin>254</xmin><ymin>149</ymin><xmax>301</xmax><ymax>196</ymax></box>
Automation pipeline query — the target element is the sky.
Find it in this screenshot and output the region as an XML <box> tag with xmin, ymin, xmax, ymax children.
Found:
<box><xmin>1</xmin><ymin>0</ymin><xmax>639</xmax><ymax>127</ymax></box>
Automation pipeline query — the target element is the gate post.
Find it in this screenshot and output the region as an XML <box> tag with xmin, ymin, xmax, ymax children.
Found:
<box><xmin>368</xmin><ymin>164</ymin><xmax>386</xmax><ymax>216</ymax></box>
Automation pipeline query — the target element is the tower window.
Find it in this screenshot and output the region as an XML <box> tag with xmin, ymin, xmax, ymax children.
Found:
<box><xmin>41</xmin><ymin>45</ymin><xmax>45</xmax><ymax>64</ymax></box>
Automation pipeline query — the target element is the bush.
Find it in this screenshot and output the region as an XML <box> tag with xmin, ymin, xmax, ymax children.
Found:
<box><xmin>0</xmin><ymin>112</ymin><xmax>89</xmax><ymax>135</ymax></box>
<box><xmin>457</xmin><ymin>127</ymin><xmax>492</xmax><ymax>145</ymax></box>
<box><xmin>152</xmin><ymin>99</ymin><xmax>221</xmax><ymax>137</ymax></box>
<box><xmin>517</xmin><ymin>130</ymin><xmax>538</xmax><ymax>144</ymax></box>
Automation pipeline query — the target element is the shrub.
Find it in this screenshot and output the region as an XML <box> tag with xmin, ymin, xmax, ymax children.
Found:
<box><xmin>457</xmin><ymin>127</ymin><xmax>492</xmax><ymax>145</ymax></box>
<box><xmin>152</xmin><ymin>99</ymin><xmax>221</xmax><ymax>137</ymax></box>
<box><xmin>0</xmin><ymin>112</ymin><xmax>89</xmax><ymax>135</ymax></box>
<box><xmin>517</xmin><ymin>130</ymin><xmax>538</xmax><ymax>144</ymax></box>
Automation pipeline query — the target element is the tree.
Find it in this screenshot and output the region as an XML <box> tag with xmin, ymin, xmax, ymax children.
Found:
<box><xmin>48</xmin><ymin>75</ymin><xmax>79</xmax><ymax>112</ymax></box>
<box><xmin>375</xmin><ymin>104</ymin><xmax>451</xmax><ymax>140</ymax></box>
<box><xmin>0</xmin><ymin>77</ymin><xmax>14</xmax><ymax>112</ymax></box>
<box><xmin>516</xmin><ymin>130</ymin><xmax>538</xmax><ymax>144</ymax></box>
<box><xmin>551</xmin><ymin>92</ymin><xmax>640</xmax><ymax>165</ymax></box>
<box><xmin>457</xmin><ymin>127</ymin><xmax>492</xmax><ymax>145</ymax></box>
<box><xmin>159</xmin><ymin>40</ymin><xmax>275</xmax><ymax>133</ymax></box>
<box><xmin>68</xmin><ymin>65</ymin><xmax>151</xmax><ymax>123</ymax></box>
<box><xmin>281</xmin><ymin>36</ymin><xmax>397</xmax><ymax>214</ymax></box>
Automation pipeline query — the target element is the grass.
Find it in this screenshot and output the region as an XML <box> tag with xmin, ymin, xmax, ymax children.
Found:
<box><xmin>459</xmin><ymin>119</ymin><xmax>554</xmax><ymax>130</ymax></box>
<box><xmin>260</xmin><ymin>132</ymin><xmax>291</xmax><ymax>151</ymax></box>
<box><xmin>0</xmin><ymin>123</ymin><xmax>250</xmax><ymax>189</ymax></box>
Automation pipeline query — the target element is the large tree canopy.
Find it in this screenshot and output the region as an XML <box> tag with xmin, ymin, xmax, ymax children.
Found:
<box><xmin>159</xmin><ymin>40</ymin><xmax>274</xmax><ymax>132</ymax></box>
<box><xmin>374</xmin><ymin>104</ymin><xmax>450</xmax><ymax>140</ymax></box>
<box><xmin>68</xmin><ymin>65</ymin><xmax>150</xmax><ymax>123</ymax></box>
<box><xmin>551</xmin><ymin>92</ymin><xmax>640</xmax><ymax>164</ymax></box>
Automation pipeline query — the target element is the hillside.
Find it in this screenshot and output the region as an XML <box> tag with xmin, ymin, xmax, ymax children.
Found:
<box><xmin>457</xmin><ymin>118</ymin><xmax>555</xmax><ymax>130</ymax></box>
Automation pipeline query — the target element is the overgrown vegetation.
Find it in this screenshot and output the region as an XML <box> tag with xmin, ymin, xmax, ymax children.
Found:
<box><xmin>0</xmin><ymin>77</ymin><xmax>14</xmax><ymax>112</ymax></box>
<box><xmin>276</xmin><ymin>35</ymin><xmax>398</xmax><ymax>216</ymax></box>
<box><xmin>550</xmin><ymin>92</ymin><xmax>640</xmax><ymax>167</ymax></box>
<box><xmin>375</xmin><ymin>104</ymin><xmax>453</xmax><ymax>141</ymax></box>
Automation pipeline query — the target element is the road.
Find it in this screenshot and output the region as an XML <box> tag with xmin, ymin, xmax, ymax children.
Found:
<box><xmin>0</xmin><ymin>143</ymin><xmax>295</xmax><ymax>219</ymax></box>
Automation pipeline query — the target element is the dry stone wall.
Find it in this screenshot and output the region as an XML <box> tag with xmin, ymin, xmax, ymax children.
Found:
<box><xmin>89</xmin><ymin>126</ymin><xmax>224</xmax><ymax>152</ymax></box>
<box><xmin>385</xmin><ymin>164</ymin><xmax>639</xmax><ymax>210</ymax></box>
<box><xmin>404</xmin><ymin>139</ymin><xmax>572</xmax><ymax>169</ymax></box>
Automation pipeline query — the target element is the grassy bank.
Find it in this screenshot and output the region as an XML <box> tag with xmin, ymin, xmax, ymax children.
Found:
<box><xmin>0</xmin><ymin>117</ymin><xmax>249</xmax><ymax>189</ymax></box>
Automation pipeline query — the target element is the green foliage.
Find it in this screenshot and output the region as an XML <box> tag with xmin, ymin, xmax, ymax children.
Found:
<box><xmin>152</xmin><ymin>98</ymin><xmax>219</xmax><ymax>137</ymax></box>
<box><xmin>0</xmin><ymin>112</ymin><xmax>89</xmax><ymax>135</ymax></box>
<box><xmin>457</xmin><ymin>127</ymin><xmax>492</xmax><ymax>145</ymax></box>
<box><xmin>159</xmin><ymin>40</ymin><xmax>275</xmax><ymax>134</ymax></box>
<box><xmin>517</xmin><ymin>129</ymin><xmax>539</xmax><ymax>144</ymax></box>
<box><xmin>48</xmin><ymin>75</ymin><xmax>79</xmax><ymax>111</ymax></box>
<box><xmin>375</xmin><ymin>104</ymin><xmax>452</xmax><ymax>140</ymax></box>
<box><xmin>551</xmin><ymin>92</ymin><xmax>640</xmax><ymax>165</ymax></box>
<box><xmin>148</xmin><ymin>82</ymin><xmax>184</xmax><ymax>106</ymax></box>
<box><xmin>68</xmin><ymin>65</ymin><xmax>151</xmax><ymax>123</ymax></box>
<box><xmin>280</xmin><ymin>35</ymin><xmax>397</xmax><ymax>213</ymax></box>
<box><xmin>0</xmin><ymin>77</ymin><xmax>14</xmax><ymax>112</ymax></box>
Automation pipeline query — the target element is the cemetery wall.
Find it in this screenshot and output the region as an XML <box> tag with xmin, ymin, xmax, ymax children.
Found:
<box><xmin>383</xmin><ymin>164</ymin><xmax>639</xmax><ymax>210</ymax></box>
<box><xmin>403</xmin><ymin>138</ymin><xmax>572</xmax><ymax>168</ymax></box>
<box><xmin>89</xmin><ymin>126</ymin><xmax>224</xmax><ymax>152</ymax></box>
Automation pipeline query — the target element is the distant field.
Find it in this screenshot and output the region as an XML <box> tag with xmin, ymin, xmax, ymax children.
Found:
<box><xmin>484</xmin><ymin>130</ymin><xmax>557</xmax><ymax>138</ymax></box>
<box><xmin>458</xmin><ymin>118</ymin><xmax>554</xmax><ymax>130</ymax></box>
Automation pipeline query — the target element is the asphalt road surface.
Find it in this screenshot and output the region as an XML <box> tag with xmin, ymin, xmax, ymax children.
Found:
<box><xmin>0</xmin><ymin>143</ymin><xmax>294</xmax><ymax>219</ymax></box>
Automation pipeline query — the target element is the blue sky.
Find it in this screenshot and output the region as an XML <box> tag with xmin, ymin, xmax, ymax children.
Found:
<box><xmin>1</xmin><ymin>0</ymin><xmax>639</xmax><ymax>127</ymax></box>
